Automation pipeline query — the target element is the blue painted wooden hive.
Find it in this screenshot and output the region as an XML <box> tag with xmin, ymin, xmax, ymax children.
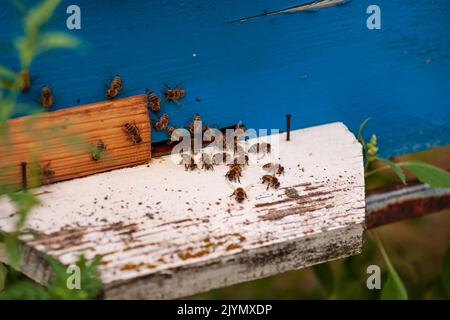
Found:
<box><xmin>1</xmin><ymin>0</ymin><xmax>449</xmax><ymax>157</ymax></box>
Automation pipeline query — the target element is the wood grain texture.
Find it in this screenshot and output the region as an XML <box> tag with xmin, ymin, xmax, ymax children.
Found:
<box><xmin>0</xmin><ymin>122</ymin><xmax>365</xmax><ymax>299</ymax></box>
<box><xmin>0</xmin><ymin>95</ymin><xmax>151</xmax><ymax>188</ymax></box>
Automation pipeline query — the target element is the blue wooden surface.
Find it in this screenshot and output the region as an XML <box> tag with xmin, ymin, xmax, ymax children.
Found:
<box><xmin>1</xmin><ymin>0</ymin><xmax>449</xmax><ymax>157</ymax></box>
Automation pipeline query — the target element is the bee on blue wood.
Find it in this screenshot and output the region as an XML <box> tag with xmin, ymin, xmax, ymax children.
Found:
<box><xmin>106</xmin><ymin>75</ymin><xmax>122</xmax><ymax>99</ymax></box>
<box><xmin>154</xmin><ymin>113</ymin><xmax>169</xmax><ymax>131</ymax></box>
<box><xmin>164</xmin><ymin>83</ymin><xmax>185</xmax><ymax>102</ymax></box>
<box><xmin>148</xmin><ymin>92</ymin><xmax>161</xmax><ymax>112</ymax></box>
<box><xmin>187</xmin><ymin>114</ymin><xmax>209</xmax><ymax>136</ymax></box>
<box><xmin>39</xmin><ymin>86</ymin><xmax>54</xmax><ymax>109</ymax></box>
<box><xmin>163</xmin><ymin>83</ymin><xmax>185</xmax><ymax>108</ymax></box>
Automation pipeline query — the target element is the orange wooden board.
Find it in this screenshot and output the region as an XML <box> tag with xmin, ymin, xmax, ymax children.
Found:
<box><xmin>0</xmin><ymin>94</ymin><xmax>151</xmax><ymax>188</ymax></box>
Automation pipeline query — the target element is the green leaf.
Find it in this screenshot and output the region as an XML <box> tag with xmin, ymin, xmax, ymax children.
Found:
<box><xmin>357</xmin><ymin>118</ymin><xmax>370</xmax><ymax>163</ymax></box>
<box><xmin>45</xmin><ymin>254</ymin><xmax>103</xmax><ymax>299</ymax></box>
<box><xmin>398</xmin><ymin>160</ymin><xmax>450</xmax><ymax>189</ymax></box>
<box><xmin>381</xmin><ymin>273</ymin><xmax>408</xmax><ymax>300</ymax></box>
<box><xmin>38</xmin><ymin>32</ymin><xmax>80</xmax><ymax>53</ymax></box>
<box><xmin>8</xmin><ymin>191</ymin><xmax>40</xmax><ymax>229</ymax></box>
<box><xmin>378</xmin><ymin>158</ymin><xmax>406</xmax><ymax>184</ymax></box>
<box><xmin>0</xmin><ymin>65</ymin><xmax>16</xmax><ymax>81</ymax></box>
<box><xmin>0</xmin><ymin>263</ymin><xmax>7</xmax><ymax>291</ymax></box>
<box><xmin>24</xmin><ymin>0</ymin><xmax>61</xmax><ymax>33</ymax></box>
<box><xmin>0</xmin><ymin>280</ymin><xmax>50</xmax><ymax>300</ymax></box>
<box><xmin>14</xmin><ymin>36</ymin><xmax>35</xmax><ymax>68</ymax></box>
<box><xmin>357</xmin><ymin>118</ymin><xmax>370</xmax><ymax>144</ymax></box>
<box><xmin>373</xmin><ymin>232</ymin><xmax>408</xmax><ymax>300</ymax></box>
<box><xmin>442</xmin><ymin>246</ymin><xmax>450</xmax><ymax>298</ymax></box>
<box><xmin>4</xmin><ymin>235</ymin><xmax>22</xmax><ymax>269</ymax></box>
<box><xmin>313</xmin><ymin>263</ymin><xmax>334</xmax><ymax>297</ymax></box>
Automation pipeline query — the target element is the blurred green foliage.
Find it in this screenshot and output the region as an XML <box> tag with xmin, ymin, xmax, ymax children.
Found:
<box><xmin>0</xmin><ymin>0</ymin><xmax>102</xmax><ymax>300</ymax></box>
<box><xmin>0</xmin><ymin>255</ymin><xmax>103</xmax><ymax>300</ymax></box>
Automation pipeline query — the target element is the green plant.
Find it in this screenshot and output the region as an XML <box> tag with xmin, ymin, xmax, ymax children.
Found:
<box><xmin>359</xmin><ymin>118</ymin><xmax>450</xmax><ymax>188</ymax></box>
<box><xmin>0</xmin><ymin>0</ymin><xmax>102</xmax><ymax>300</ymax></box>
<box><xmin>314</xmin><ymin>119</ymin><xmax>450</xmax><ymax>300</ymax></box>
<box><xmin>0</xmin><ymin>255</ymin><xmax>103</xmax><ymax>300</ymax></box>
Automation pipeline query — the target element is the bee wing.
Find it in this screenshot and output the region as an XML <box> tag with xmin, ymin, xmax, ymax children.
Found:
<box><xmin>244</xmin><ymin>183</ymin><xmax>254</xmax><ymax>191</ymax></box>
<box><xmin>248</xmin><ymin>143</ymin><xmax>258</xmax><ymax>153</ymax></box>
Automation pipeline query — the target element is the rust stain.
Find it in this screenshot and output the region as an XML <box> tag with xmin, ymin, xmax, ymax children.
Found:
<box><xmin>175</xmin><ymin>233</ymin><xmax>246</xmax><ymax>261</ymax></box>
<box><xmin>227</xmin><ymin>0</ymin><xmax>350</xmax><ymax>24</ymax></box>
<box><xmin>30</xmin><ymin>226</ymin><xmax>87</xmax><ymax>249</ymax></box>
<box><xmin>178</xmin><ymin>249</ymin><xmax>211</xmax><ymax>260</ymax></box>
<box><xmin>366</xmin><ymin>194</ymin><xmax>450</xmax><ymax>229</ymax></box>
<box><xmin>260</xmin><ymin>204</ymin><xmax>325</xmax><ymax>221</ymax></box>
<box><xmin>29</xmin><ymin>222</ymin><xmax>139</xmax><ymax>251</ymax></box>
<box><xmin>226</xmin><ymin>243</ymin><xmax>242</xmax><ymax>251</ymax></box>
<box><xmin>120</xmin><ymin>262</ymin><xmax>156</xmax><ymax>271</ymax></box>
<box><xmin>255</xmin><ymin>189</ymin><xmax>333</xmax><ymax>208</ymax></box>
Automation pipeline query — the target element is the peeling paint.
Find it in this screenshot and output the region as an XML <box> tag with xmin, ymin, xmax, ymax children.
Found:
<box><xmin>227</xmin><ymin>0</ymin><xmax>351</xmax><ymax>24</ymax></box>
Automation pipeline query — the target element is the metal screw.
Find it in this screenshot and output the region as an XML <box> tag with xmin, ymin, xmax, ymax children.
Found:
<box><xmin>286</xmin><ymin>114</ymin><xmax>292</xmax><ymax>141</ymax></box>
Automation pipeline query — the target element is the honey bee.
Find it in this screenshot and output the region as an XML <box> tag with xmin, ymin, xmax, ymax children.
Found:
<box><xmin>106</xmin><ymin>75</ymin><xmax>122</xmax><ymax>99</ymax></box>
<box><xmin>233</xmin><ymin>155</ymin><xmax>249</xmax><ymax>166</ymax></box>
<box><xmin>261</xmin><ymin>174</ymin><xmax>280</xmax><ymax>190</ymax></box>
<box><xmin>201</xmin><ymin>153</ymin><xmax>214</xmax><ymax>171</ymax></box>
<box><xmin>154</xmin><ymin>113</ymin><xmax>169</xmax><ymax>131</ymax></box>
<box><xmin>235</xmin><ymin>122</ymin><xmax>247</xmax><ymax>133</ymax></box>
<box><xmin>225</xmin><ymin>165</ymin><xmax>242</xmax><ymax>183</ymax></box>
<box><xmin>90</xmin><ymin>140</ymin><xmax>107</xmax><ymax>161</ymax></box>
<box><xmin>262</xmin><ymin>162</ymin><xmax>284</xmax><ymax>175</ymax></box>
<box><xmin>41</xmin><ymin>161</ymin><xmax>55</xmax><ymax>185</ymax></box>
<box><xmin>248</xmin><ymin>142</ymin><xmax>271</xmax><ymax>154</ymax></box>
<box><xmin>39</xmin><ymin>86</ymin><xmax>53</xmax><ymax>109</ymax></box>
<box><xmin>20</xmin><ymin>69</ymin><xmax>31</xmax><ymax>92</ymax></box>
<box><xmin>164</xmin><ymin>83</ymin><xmax>185</xmax><ymax>105</ymax></box>
<box><xmin>179</xmin><ymin>153</ymin><xmax>191</xmax><ymax>164</ymax></box>
<box><xmin>212</xmin><ymin>152</ymin><xmax>232</xmax><ymax>165</ymax></box>
<box><xmin>187</xmin><ymin>114</ymin><xmax>209</xmax><ymax>136</ymax></box>
<box><xmin>148</xmin><ymin>92</ymin><xmax>161</xmax><ymax>112</ymax></box>
<box><xmin>181</xmin><ymin>154</ymin><xmax>197</xmax><ymax>171</ymax></box>
<box><xmin>122</xmin><ymin>122</ymin><xmax>142</xmax><ymax>144</ymax></box>
<box><xmin>165</xmin><ymin>126</ymin><xmax>180</xmax><ymax>145</ymax></box>
<box><xmin>230</xmin><ymin>187</ymin><xmax>248</xmax><ymax>203</ymax></box>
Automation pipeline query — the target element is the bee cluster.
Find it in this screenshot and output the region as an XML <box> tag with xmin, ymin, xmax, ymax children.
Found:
<box><xmin>178</xmin><ymin>124</ymin><xmax>285</xmax><ymax>203</ymax></box>
<box><xmin>21</xmin><ymin>71</ymin><xmax>286</xmax><ymax>196</ymax></box>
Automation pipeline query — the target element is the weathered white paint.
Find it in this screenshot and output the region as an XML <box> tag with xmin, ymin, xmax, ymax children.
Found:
<box><xmin>0</xmin><ymin>122</ymin><xmax>365</xmax><ymax>299</ymax></box>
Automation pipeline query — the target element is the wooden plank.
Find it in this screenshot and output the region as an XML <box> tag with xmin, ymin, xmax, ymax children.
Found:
<box><xmin>0</xmin><ymin>122</ymin><xmax>365</xmax><ymax>299</ymax></box>
<box><xmin>0</xmin><ymin>95</ymin><xmax>151</xmax><ymax>188</ymax></box>
<box><xmin>366</xmin><ymin>184</ymin><xmax>450</xmax><ymax>229</ymax></box>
